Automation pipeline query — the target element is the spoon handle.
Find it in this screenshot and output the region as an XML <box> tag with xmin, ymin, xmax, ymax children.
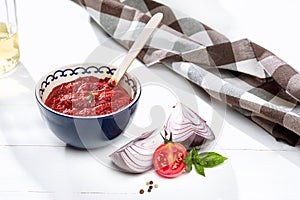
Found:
<box><xmin>111</xmin><ymin>13</ymin><xmax>163</xmax><ymax>84</ymax></box>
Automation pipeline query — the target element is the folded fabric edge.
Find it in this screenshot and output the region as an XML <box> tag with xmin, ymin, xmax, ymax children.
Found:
<box><xmin>251</xmin><ymin>114</ymin><xmax>300</xmax><ymax>146</ymax></box>
<box><xmin>250</xmin><ymin>42</ymin><xmax>300</xmax><ymax>102</ymax></box>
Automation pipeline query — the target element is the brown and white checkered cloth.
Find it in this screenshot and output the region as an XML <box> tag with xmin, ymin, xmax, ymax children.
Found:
<box><xmin>77</xmin><ymin>0</ymin><xmax>300</xmax><ymax>146</ymax></box>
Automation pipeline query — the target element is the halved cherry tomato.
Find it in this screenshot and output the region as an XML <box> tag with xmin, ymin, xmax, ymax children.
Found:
<box><xmin>152</xmin><ymin>142</ymin><xmax>188</xmax><ymax>178</ymax></box>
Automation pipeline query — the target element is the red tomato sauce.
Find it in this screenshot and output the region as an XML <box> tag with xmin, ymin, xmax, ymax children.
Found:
<box><xmin>45</xmin><ymin>76</ymin><xmax>133</xmax><ymax>116</ymax></box>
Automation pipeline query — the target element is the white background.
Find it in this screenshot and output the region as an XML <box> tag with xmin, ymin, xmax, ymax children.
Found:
<box><xmin>0</xmin><ymin>0</ymin><xmax>300</xmax><ymax>199</ymax></box>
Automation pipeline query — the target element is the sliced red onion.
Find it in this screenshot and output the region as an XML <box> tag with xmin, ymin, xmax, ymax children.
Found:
<box><xmin>165</xmin><ymin>102</ymin><xmax>215</xmax><ymax>149</ymax></box>
<box><xmin>109</xmin><ymin>129</ymin><xmax>162</xmax><ymax>173</ymax></box>
<box><xmin>110</xmin><ymin>103</ymin><xmax>215</xmax><ymax>173</ymax></box>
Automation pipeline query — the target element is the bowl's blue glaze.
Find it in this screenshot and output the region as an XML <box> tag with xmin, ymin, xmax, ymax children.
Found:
<box><xmin>35</xmin><ymin>64</ymin><xmax>141</xmax><ymax>149</ymax></box>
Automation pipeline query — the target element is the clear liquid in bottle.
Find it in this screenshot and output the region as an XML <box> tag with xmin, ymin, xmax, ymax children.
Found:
<box><xmin>0</xmin><ymin>22</ymin><xmax>20</xmax><ymax>77</ymax></box>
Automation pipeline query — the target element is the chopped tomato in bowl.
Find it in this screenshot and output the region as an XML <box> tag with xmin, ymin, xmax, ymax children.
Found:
<box><xmin>35</xmin><ymin>63</ymin><xmax>141</xmax><ymax>149</ymax></box>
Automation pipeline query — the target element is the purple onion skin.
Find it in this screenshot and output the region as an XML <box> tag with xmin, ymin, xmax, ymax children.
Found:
<box><xmin>109</xmin><ymin>129</ymin><xmax>162</xmax><ymax>173</ymax></box>
<box><xmin>165</xmin><ymin>102</ymin><xmax>215</xmax><ymax>150</ymax></box>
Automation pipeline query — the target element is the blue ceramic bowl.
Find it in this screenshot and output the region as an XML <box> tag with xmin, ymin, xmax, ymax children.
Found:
<box><xmin>35</xmin><ymin>64</ymin><xmax>141</xmax><ymax>149</ymax></box>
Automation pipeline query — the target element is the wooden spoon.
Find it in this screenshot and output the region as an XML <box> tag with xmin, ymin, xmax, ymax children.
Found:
<box><xmin>110</xmin><ymin>13</ymin><xmax>163</xmax><ymax>84</ymax></box>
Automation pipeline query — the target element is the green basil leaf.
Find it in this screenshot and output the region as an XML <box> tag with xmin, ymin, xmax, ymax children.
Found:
<box><xmin>183</xmin><ymin>149</ymin><xmax>193</xmax><ymax>172</ymax></box>
<box><xmin>185</xmin><ymin>161</ymin><xmax>193</xmax><ymax>172</ymax></box>
<box><xmin>191</xmin><ymin>147</ymin><xmax>199</xmax><ymax>159</ymax></box>
<box><xmin>184</xmin><ymin>147</ymin><xmax>227</xmax><ymax>177</ymax></box>
<box><xmin>195</xmin><ymin>163</ymin><xmax>205</xmax><ymax>177</ymax></box>
<box><xmin>198</xmin><ymin>152</ymin><xmax>227</xmax><ymax>168</ymax></box>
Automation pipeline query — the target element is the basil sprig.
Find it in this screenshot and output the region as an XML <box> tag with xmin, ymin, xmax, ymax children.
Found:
<box><xmin>183</xmin><ymin>147</ymin><xmax>227</xmax><ymax>177</ymax></box>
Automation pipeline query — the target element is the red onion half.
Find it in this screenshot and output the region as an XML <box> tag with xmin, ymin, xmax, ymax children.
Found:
<box><xmin>165</xmin><ymin>102</ymin><xmax>215</xmax><ymax>149</ymax></box>
<box><xmin>110</xmin><ymin>103</ymin><xmax>215</xmax><ymax>173</ymax></box>
<box><xmin>109</xmin><ymin>129</ymin><xmax>162</xmax><ymax>173</ymax></box>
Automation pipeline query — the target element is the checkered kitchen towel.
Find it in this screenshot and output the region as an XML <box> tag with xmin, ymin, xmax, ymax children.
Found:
<box><xmin>77</xmin><ymin>0</ymin><xmax>300</xmax><ymax>146</ymax></box>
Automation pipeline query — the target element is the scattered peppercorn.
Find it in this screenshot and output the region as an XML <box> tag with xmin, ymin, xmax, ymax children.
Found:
<box><xmin>139</xmin><ymin>180</ymin><xmax>158</xmax><ymax>194</ymax></box>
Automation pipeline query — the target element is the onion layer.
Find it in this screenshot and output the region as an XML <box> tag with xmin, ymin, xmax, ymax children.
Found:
<box><xmin>165</xmin><ymin>102</ymin><xmax>215</xmax><ymax>149</ymax></box>
<box><xmin>109</xmin><ymin>129</ymin><xmax>162</xmax><ymax>173</ymax></box>
<box><xmin>110</xmin><ymin>102</ymin><xmax>215</xmax><ymax>174</ymax></box>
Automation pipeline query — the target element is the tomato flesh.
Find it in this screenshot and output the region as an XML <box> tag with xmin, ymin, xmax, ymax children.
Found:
<box><xmin>153</xmin><ymin>142</ymin><xmax>187</xmax><ymax>178</ymax></box>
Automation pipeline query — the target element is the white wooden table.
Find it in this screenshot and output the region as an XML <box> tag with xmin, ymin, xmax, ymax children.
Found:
<box><xmin>1</xmin><ymin>0</ymin><xmax>300</xmax><ymax>199</ymax></box>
